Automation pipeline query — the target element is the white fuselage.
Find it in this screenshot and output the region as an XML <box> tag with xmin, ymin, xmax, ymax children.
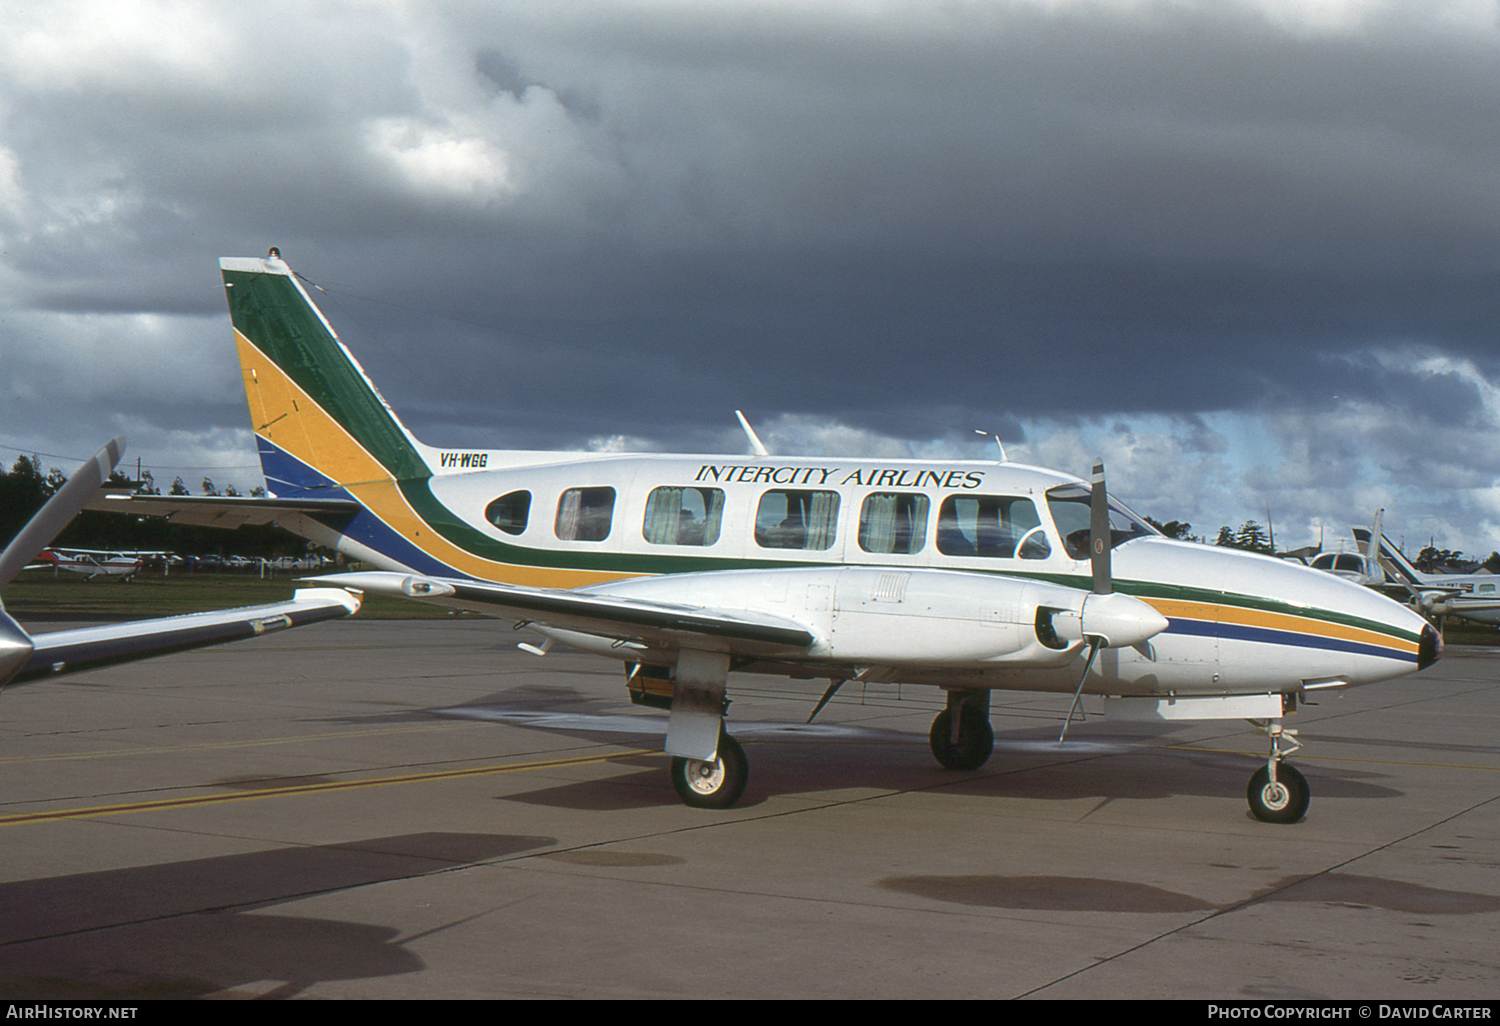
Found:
<box><xmin>321</xmin><ymin>450</ymin><xmax>1436</xmax><ymax>699</ymax></box>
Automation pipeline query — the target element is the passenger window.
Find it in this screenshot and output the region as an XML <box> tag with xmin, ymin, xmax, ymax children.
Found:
<box><xmin>643</xmin><ymin>487</ymin><xmax>724</xmax><ymax>546</ymax></box>
<box><xmin>755</xmin><ymin>490</ymin><xmax>840</xmax><ymax>551</ymax></box>
<box><xmin>485</xmin><ymin>491</ymin><xmax>531</xmax><ymax>536</ymax></box>
<box><xmin>858</xmin><ymin>493</ymin><xmax>929</xmax><ymax>554</ymax></box>
<box><xmin>555</xmin><ymin>487</ymin><xmax>616</xmax><ymax>542</ymax></box>
<box><xmin>936</xmin><ymin>495</ymin><xmax>1049</xmax><ymax>559</ymax></box>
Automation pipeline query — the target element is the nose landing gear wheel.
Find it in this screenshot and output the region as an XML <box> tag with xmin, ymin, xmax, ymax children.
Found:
<box><xmin>1248</xmin><ymin>763</ymin><xmax>1309</xmax><ymax>823</ymax></box>
<box><xmin>670</xmin><ymin>732</ymin><xmax>748</xmax><ymax>809</ymax></box>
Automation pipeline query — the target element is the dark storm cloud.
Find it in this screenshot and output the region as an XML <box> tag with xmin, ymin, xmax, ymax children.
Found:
<box><xmin>276</xmin><ymin>2</ymin><xmax>1500</xmax><ymax>443</ymax></box>
<box><xmin>4</xmin><ymin>1</ymin><xmax>1500</xmax><ymax>548</ymax></box>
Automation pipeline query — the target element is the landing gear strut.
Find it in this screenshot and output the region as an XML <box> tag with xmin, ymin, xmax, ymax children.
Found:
<box><xmin>1247</xmin><ymin>721</ymin><xmax>1309</xmax><ymax>823</ymax></box>
<box><xmin>929</xmin><ymin>691</ymin><xmax>994</xmax><ymax>771</ymax></box>
<box><xmin>663</xmin><ymin>650</ymin><xmax>749</xmax><ymax>809</ymax></box>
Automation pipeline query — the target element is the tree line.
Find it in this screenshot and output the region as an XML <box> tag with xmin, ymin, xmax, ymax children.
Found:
<box><xmin>1148</xmin><ymin>514</ymin><xmax>1499</xmax><ymax>573</ymax></box>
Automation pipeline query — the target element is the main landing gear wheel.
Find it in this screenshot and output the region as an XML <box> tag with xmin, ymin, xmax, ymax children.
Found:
<box><xmin>1247</xmin><ymin>763</ymin><xmax>1309</xmax><ymax>824</ymax></box>
<box><xmin>929</xmin><ymin>706</ymin><xmax>994</xmax><ymax>771</ymax></box>
<box><xmin>671</xmin><ymin>732</ymin><xmax>748</xmax><ymax>809</ymax></box>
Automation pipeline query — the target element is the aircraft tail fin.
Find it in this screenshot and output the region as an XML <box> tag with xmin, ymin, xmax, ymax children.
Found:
<box><xmin>1352</xmin><ymin>517</ymin><xmax>1425</xmax><ymax>587</ymax></box>
<box><xmin>220</xmin><ymin>252</ymin><xmax>431</xmax><ymax>498</ymax></box>
<box><xmin>1364</xmin><ymin>509</ymin><xmax>1385</xmax><ymax>583</ymax></box>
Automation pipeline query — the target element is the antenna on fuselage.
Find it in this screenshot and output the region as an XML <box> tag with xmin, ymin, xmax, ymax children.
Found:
<box><xmin>974</xmin><ymin>429</ymin><xmax>1007</xmax><ymax>462</ymax></box>
<box><xmin>736</xmin><ymin>411</ymin><xmax>771</xmax><ymax>457</ymax></box>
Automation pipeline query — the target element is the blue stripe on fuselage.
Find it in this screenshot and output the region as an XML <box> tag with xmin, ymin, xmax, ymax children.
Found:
<box><xmin>1164</xmin><ymin>617</ymin><xmax>1415</xmax><ymax>664</ymax></box>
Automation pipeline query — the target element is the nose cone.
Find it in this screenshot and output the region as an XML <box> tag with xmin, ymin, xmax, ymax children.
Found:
<box><xmin>1419</xmin><ymin>622</ymin><xmax>1442</xmax><ymax>670</ymax></box>
<box><xmin>1113</xmin><ymin>538</ymin><xmax>1437</xmax><ymax>681</ymax></box>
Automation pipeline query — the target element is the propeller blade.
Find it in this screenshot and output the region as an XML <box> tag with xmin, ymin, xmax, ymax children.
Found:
<box><xmin>1089</xmin><ymin>457</ymin><xmax>1112</xmax><ymax>596</ymax></box>
<box><xmin>1058</xmin><ymin>636</ymin><xmax>1103</xmax><ymax>744</ymax></box>
<box><xmin>1067</xmin><ymin>457</ymin><xmax>1111</xmax><ymax>744</ymax></box>
<box><xmin>0</xmin><ymin>437</ymin><xmax>125</xmax><ymax>587</ymax></box>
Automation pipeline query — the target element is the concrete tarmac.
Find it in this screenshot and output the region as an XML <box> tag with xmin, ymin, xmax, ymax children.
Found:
<box><xmin>0</xmin><ymin>618</ymin><xmax>1496</xmax><ymax>1000</ymax></box>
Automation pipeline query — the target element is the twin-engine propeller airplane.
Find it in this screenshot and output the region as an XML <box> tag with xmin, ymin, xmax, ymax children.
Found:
<box><xmin>1</xmin><ymin>438</ymin><xmax>361</xmax><ymax>692</ymax></box>
<box><xmin>1352</xmin><ymin>520</ymin><xmax>1500</xmax><ymax>628</ymax></box>
<box><xmin>91</xmin><ymin>251</ymin><xmax>1441</xmax><ymax>822</ymax></box>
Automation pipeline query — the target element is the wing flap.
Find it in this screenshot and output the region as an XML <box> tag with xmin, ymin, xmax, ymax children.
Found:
<box><xmin>310</xmin><ymin>571</ymin><xmax>816</xmax><ymax>653</ymax></box>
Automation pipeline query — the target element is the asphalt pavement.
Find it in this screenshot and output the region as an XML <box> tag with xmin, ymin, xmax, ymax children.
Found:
<box><xmin>1</xmin><ymin>618</ymin><xmax>1496</xmax><ymax>1000</ymax></box>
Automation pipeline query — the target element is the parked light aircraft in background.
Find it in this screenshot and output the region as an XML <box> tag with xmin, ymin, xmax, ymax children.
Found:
<box><xmin>1</xmin><ymin>438</ymin><xmax>360</xmax><ymax>693</ymax></box>
<box><xmin>1308</xmin><ymin>550</ymin><xmax>1372</xmax><ymax>581</ymax></box>
<box><xmin>1352</xmin><ymin>522</ymin><xmax>1500</xmax><ymax>627</ymax></box>
<box><xmin>1310</xmin><ymin>510</ymin><xmax>1389</xmax><ymax>584</ymax></box>
<box><xmin>90</xmin><ymin>252</ymin><xmax>1441</xmax><ymax>822</ymax></box>
<box><xmin>27</xmin><ymin>546</ymin><xmax>145</xmax><ymax>580</ymax></box>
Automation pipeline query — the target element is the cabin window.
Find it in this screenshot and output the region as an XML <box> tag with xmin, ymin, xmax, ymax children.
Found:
<box><xmin>643</xmin><ymin>486</ymin><xmax>725</xmax><ymax>546</ymax></box>
<box><xmin>1044</xmin><ymin>484</ymin><xmax>1156</xmax><ymax>560</ymax></box>
<box><xmin>555</xmin><ymin>487</ymin><xmax>616</xmax><ymax>542</ymax></box>
<box><xmin>858</xmin><ymin>493</ymin><xmax>929</xmax><ymax>554</ymax></box>
<box><xmin>485</xmin><ymin>491</ymin><xmax>531</xmax><ymax>536</ymax></box>
<box><xmin>755</xmin><ymin>490</ymin><xmax>840</xmax><ymax>551</ymax></box>
<box><xmin>936</xmin><ymin>495</ymin><xmax>1050</xmax><ymax>559</ymax></box>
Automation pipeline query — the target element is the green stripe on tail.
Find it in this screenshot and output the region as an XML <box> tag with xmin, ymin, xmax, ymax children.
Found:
<box><xmin>222</xmin><ymin>260</ymin><xmax>429</xmax><ymax>482</ymax></box>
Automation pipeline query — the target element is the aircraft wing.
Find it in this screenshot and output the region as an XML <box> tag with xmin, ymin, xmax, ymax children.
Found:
<box><xmin>1</xmin><ymin>438</ymin><xmax>364</xmax><ymax>687</ymax></box>
<box><xmin>1421</xmin><ymin>594</ymin><xmax>1500</xmax><ymax>615</ymax></box>
<box><xmin>86</xmin><ymin>492</ymin><xmax>360</xmax><ymax>529</ymax></box>
<box><xmin>308</xmin><ymin>571</ymin><xmax>817</xmax><ymax>654</ymax></box>
<box><xmin>2</xmin><ymin>589</ymin><xmax>360</xmax><ymax>687</ymax></box>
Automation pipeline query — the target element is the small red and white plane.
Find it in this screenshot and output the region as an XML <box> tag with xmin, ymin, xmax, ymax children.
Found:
<box><xmin>27</xmin><ymin>547</ymin><xmax>145</xmax><ymax>580</ymax></box>
<box><xmin>91</xmin><ymin>252</ymin><xmax>1441</xmax><ymax>822</ymax></box>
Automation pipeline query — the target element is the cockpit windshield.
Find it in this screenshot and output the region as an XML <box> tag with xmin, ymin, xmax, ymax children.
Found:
<box><xmin>1044</xmin><ymin>484</ymin><xmax>1160</xmax><ymax>561</ymax></box>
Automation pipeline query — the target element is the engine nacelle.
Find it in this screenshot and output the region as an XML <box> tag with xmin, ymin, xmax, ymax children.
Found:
<box><xmin>590</xmin><ymin>567</ymin><xmax>1167</xmax><ymax>668</ymax></box>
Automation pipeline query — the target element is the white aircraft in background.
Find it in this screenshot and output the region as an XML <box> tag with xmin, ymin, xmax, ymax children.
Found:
<box><xmin>27</xmin><ymin>547</ymin><xmax>145</xmax><ymax>580</ymax></box>
<box><xmin>1352</xmin><ymin>520</ymin><xmax>1500</xmax><ymax>627</ymax></box>
<box><xmin>1308</xmin><ymin>550</ymin><xmax>1372</xmax><ymax>581</ymax></box>
<box><xmin>91</xmin><ymin>252</ymin><xmax>1441</xmax><ymax>823</ymax></box>
<box><xmin>1309</xmin><ymin>509</ymin><xmax>1390</xmax><ymax>584</ymax></box>
<box><xmin>1</xmin><ymin>438</ymin><xmax>361</xmax><ymax>693</ymax></box>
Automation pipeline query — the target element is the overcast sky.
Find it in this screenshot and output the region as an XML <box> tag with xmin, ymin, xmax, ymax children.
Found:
<box><xmin>4</xmin><ymin>0</ymin><xmax>1500</xmax><ymax>556</ymax></box>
